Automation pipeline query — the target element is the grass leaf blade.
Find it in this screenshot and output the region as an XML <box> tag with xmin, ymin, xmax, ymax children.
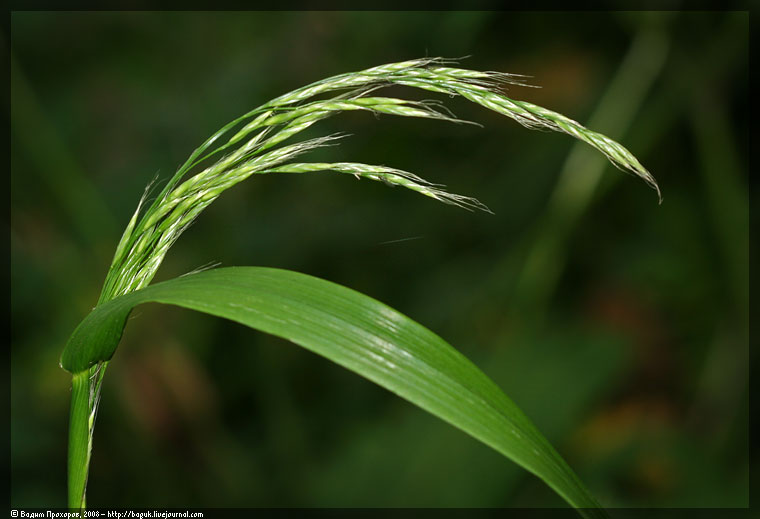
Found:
<box><xmin>62</xmin><ymin>266</ymin><xmax>607</xmax><ymax>517</ymax></box>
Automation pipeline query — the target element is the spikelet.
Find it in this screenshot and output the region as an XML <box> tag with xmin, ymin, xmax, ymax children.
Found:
<box><xmin>99</xmin><ymin>58</ymin><xmax>658</xmax><ymax>304</ymax></box>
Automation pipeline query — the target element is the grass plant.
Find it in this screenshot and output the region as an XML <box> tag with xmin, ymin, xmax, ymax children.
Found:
<box><xmin>61</xmin><ymin>58</ymin><xmax>659</xmax><ymax>517</ymax></box>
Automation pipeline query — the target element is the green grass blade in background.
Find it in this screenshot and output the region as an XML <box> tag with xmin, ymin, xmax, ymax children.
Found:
<box><xmin>61</xmin><ymin>267</ymin><xmax>607</xmax><ymax>517</ymax></box>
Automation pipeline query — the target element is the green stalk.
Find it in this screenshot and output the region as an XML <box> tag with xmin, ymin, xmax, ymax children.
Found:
<box><xmin>67</xmin><ymin>371</ymin><xmax>89</xmax><ymax>509</ymax></box>
<box><xmin>68</xmin><ymin>363</ymin><xmax>106</xmax><ymax>509</ymax></box>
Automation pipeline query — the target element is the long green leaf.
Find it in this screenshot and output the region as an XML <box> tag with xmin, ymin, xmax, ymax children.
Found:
<box><xmin>62</xmin><ymin>266</ymin><xmax>607</xmax><ymax>517</ymax></box>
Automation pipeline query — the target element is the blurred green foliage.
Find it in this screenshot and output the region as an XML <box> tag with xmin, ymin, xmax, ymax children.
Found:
<box><xmin>10</xmin><ymin>11</ymin><xmax>749</xmax><ymax>508</ymax></box>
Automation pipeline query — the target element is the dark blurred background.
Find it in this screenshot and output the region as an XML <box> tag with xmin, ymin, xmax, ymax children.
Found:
<box><xmin>10</xmin><ymin>11</ymin><xmax>749</xmax><ymax>508</ymax></box>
